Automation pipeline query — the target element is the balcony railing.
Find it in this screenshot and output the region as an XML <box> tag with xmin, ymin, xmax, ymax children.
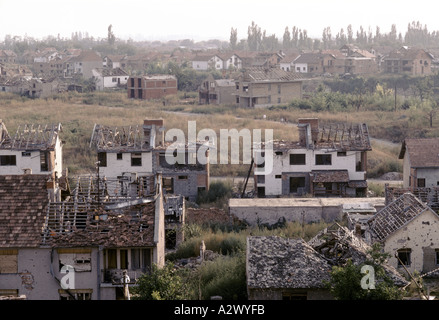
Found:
<box><xmin>101</xmin><ymin>268</ymin><xmax>149</xmax><ymax>284</ymax></box>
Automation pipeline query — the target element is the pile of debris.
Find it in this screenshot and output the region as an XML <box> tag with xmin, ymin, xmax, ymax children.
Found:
<box><xmin>308</xmin><ymin>223</ymin><xmax>408</xmax><ymax>287</ymax></box>
<box><xmin>308</xmin><ymin>223</ymin><xmax>369</xmax><ymax>266</ymax></box>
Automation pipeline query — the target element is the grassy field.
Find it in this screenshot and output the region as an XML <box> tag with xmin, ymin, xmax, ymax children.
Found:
<box><xmin>0</xmin><ymin>90</ymin><xmax>408</xmax><ymax>177</ymax></box>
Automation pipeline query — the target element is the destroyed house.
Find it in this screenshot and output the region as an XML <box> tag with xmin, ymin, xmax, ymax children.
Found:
<box><xmin>367</xmin><ymin>193</ymin><xmax>439</xmax><ymax>276</ymax></box>
<box><xmin>198</xmin><ymin>74</ymin><xmax>236</xmax><ymax>105</ymax></box>
<box><xmin>0</xmin><ymin>173</ymin><xmax>166</xmax><ymax>300</ymax></box>
<box><xmin>127</xmin><ymin>75</ymin><xmax>177</xmax><ymax>100</ymax></box>
<box><xmin>399</xmin><ymin>138</ymin><xmax>439</xmax><ymax>191</ymax></box>
<box><xmin>90</xmin><ymin>119</ymin><xmax>210</xmax><ymax>202</ymax></box>
<box><xmin>309</xmin><ymin>223</ymin><xmax>408</xmax><ymax>287</ymax></box>
<box><xmin>234</xmin><ymin>67</ymin><xmax>303</xmax><ymax>108</ymax></box>
<box><xmin>254</xmin><ymin>118</ymin><xmax>371</xmax><ymax>198</ymax></box>
<box><xmin>246</xmin><ymin>236</ymin><xmax>333</xmax><ymax>300</ymax></box>
<box><xmin>0</xmin><ymin>121</ymin><xmax>63</xmax><ymax>178</ymax></box>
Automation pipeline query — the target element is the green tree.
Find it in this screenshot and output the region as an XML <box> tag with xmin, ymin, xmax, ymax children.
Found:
<box><xmin>229</xmin><ymin>28</ymin><xmax>238</xmax><ymax>50</ymax></box>
<box><xmin>107</xmin><ymin>24</ymin><xmax>116</xmax><ymax>46</ymax></box>
<box><xmin>326</xmin><ymin>243</ymin><xmax>403</xmax><ymax>300</ymax></box>
<box><xmin>132</xmin><ymin>263</ymin><xmax>190</xmax><ymax>300</ymax></box>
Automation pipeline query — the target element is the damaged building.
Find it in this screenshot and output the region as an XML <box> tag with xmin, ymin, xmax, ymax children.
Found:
<box><xmin>90</xmin><ymin>119</ymin><xmax>210</xmax><ymax>202</ymax></box>
<box><xmin>0</xmin><ymin>120</ymin><xmax>64</xmax><ymax>178</ymax></box>
<box><xmin>246</xmin><ymin>224</ymin><xmax>408</xmax><ymax>300</ymax></box>
<box><xmin>0</xmin><ymin>172</ymin><xmax>166</xmax><ymax>300</ymax></box>
<box><xmin>254</xmin><ymin>118</ymin><xmax>371</xmax><ymax>198</ymax></box>
<box><xmin>366</xmin><ymin>193</ymin><xmax>439</xmax><ymax>279</ymax></box>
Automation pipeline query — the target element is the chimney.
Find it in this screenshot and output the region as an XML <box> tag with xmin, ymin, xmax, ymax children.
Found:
<box><xmin>298</xmin><ymin>118</ymin><xmax>319</xmax><ymax>148</ymax></box>
<box><xmin>143</xmin><ymin>119</ymin><xmax>165</xmax><ymax>147</ymax></box>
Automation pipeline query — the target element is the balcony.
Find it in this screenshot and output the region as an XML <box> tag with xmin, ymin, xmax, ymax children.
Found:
<box><xmin>101</xmin><ymin>268</ymin><xmax>149</xmax><ymax>285</ymax></box>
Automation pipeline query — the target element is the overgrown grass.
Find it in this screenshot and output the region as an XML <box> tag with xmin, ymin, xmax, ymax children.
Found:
<box><xmin>0</xmin><ymin>89</ymin><xmax>417</xmax><ymax>180</ymax></box>
<box><xmin>166</xmin><ymin>220</ymin><xmax>331</xmax><ymax>261</ymax></box>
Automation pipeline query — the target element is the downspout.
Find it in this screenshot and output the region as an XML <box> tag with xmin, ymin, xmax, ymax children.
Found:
<box><xmin>97</xmin><ymin>245</ymin><xmax>102</xmax><ymax>300</ymax></box>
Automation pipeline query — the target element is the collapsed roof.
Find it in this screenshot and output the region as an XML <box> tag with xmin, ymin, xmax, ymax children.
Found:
<box><xmin>0</xmin><ymin>121</ymin><xmax>62</xmax><ymax>151</ymax></box>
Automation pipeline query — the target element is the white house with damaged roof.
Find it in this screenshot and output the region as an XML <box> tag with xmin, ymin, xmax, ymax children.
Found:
<box><xmin>254</xmin><ymin>118</ymin><xmax>371</xmax><ymax>198</ymax></box>
<box><xmin>89</xmin><ymin>119</ymin><xmax>210</xmax><ymax>202</ymax></box>
<box><xmin>92</xmin><ymin>67</ymin><xmax>129</xmax><ymax>91</ymax></box>
<box><xmin>0</xmin><ymin>120</ymin><xmax>63</xmax><ymax>179</ymax></box>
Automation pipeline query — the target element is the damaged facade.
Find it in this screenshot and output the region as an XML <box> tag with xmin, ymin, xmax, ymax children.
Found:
<box><xmin>0</xmin><ymin>173</ymin><xmax>166</xmax><ymax>300</ymax></box>
<box><xmin>246</xmin><ymin>224</ymin><xmax>408</xmax><ymax>300</ymax></box>
<box><xmin>89</xmin><ymin>119</ymin><xmax>210</xmax><ymax>202</ymax></box>
<box><xmin>254</xmin><ymin>118</ymin><xmax>371</xmax><ymax>198</ymax></box>
<box><xmin>234</xmin><ymin>67</ymin><xmax>303</xmax><ymax>108</ymax></box>
<box><xmin>366</xmin><ymin>193</ymin><xmax>439</xmax><ymax>277</ymax></box>
<box><xmin>127</xmin><ymin>75</ymin><xmax>177</xmax><ymax>100</ymax></box>
<box><xmin>0</xmin><ymin>120</ymin><xmax>63</xmax><ymax>178</ymax></box>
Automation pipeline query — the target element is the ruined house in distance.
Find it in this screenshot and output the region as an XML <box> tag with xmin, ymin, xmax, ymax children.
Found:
<box><xmin>234</xmin><ymin>67</ymin><xmax>303</xmax><ymax>108</ymax></box>
<box><xmin>89</xmin><ymin>119</ymin><xmax>210</xmax><ymax>202</ymax></box>
<box><xmin>254</xmin><ymin>118</ymin><xmax>371</xmax><ymax>198</ymax></box>
<box><xmin>0</xmin><ymin>120</ymin><xmax>64</xmax><ymax>179</ymax></box>
<box><xmin>127</xmin><ymin>75</ymin><xmax>177</xmax><ymax>100</ymax></box>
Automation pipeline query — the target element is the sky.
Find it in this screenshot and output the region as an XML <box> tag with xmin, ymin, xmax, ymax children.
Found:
<box><xmin>0</xmin><ymin>0</ymin><xmax>438</xmax><ymax>42</ymax></box>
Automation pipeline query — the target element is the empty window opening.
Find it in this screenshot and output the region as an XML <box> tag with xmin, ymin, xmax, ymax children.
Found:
<box><xmin>97</xmin><ymin>152</ymin><xmax>107</xmax><ymax>167</ymax></box>
<box><xmin>0</xmin><ymin>155</ymin><xmax>16</xmax><ymax>166</ymax></box>
<box><xmin>131</xmin><ymin>153</ymin><xmax>142</xmax><ymax>166</ymax></box>
<box><xmin>290</xmin><ymin>154</ymin><xmax>306</xmax><ymax>165</ymax></box>
<box><xmin>40</xmin><ymin>151</ymin><xmax>49</xmax><ymax>171</ymax></box>
<box><xmin>397</xmin><ymin>249</ymin><xmax>411</xmax><ymax>267</ymax></box>
<box><xmin>316</xmin><ymin>154</ymin><xmax>332</xmax><ymax>165</ymax></box>
<box><xmin>290</xmin><ymin>177</ymin><xmax>306</xmax><ymax>193</ymax></box>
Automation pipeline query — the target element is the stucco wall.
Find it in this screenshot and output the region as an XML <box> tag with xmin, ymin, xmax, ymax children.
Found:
<box><xmin>383</xmin><ymin>209</ymin><xmax>439</xmax><ymax>274</ymax></box>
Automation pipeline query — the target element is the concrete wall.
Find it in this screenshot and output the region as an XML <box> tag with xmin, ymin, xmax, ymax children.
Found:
<box><xmin>383</xmin><ymin>208</ymin><xmax>439</xmax><ymax>274</ymax></box>
<box><xmin>229</xmin><ymin>197</ymin><xmax>385</xmax><ymax>226</ymax></box>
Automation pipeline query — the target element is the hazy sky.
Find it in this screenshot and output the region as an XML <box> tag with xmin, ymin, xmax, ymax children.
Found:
<box><xmin>0</xmin><ymin>0</ymin><xmax>438</xmax><ymax>41</ymax></box>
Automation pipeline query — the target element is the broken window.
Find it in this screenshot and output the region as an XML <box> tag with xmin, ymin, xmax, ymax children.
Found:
<box><xmin>337</xmin><ymin>152</ymin><xmax>347</xmax><ymax>157</ymax></box>
<box><xmin>21</xmin><ymin>151</ymin><xmax>31</xmax><ymax>157</ymax></box>
<box><xmin>117</xmin><ymin>153</ymin><xmax>123</xmax><ymax>160</ymax></box>
<box><xmin>316</xmin><ymin>154</ymin><xmax>332</xmax><ymax>165</ymax></box>
<box><xmin>98</xmin><ymin>152</ymin><xmax>107</xmax><ymax>167</ymax></box>
<box><xmin>131</xmin><ymin>153</ymin><xmax>142</xmax><ymax>166</ymax></box>
<box><xmin>163</xmin><ymin>177</ymin><xmax>174</xmax><ymax>194</ymax></box>
<box><xmin>58</xmin><ymin>249</ymin><xmax>92</xmax><ymax>272</ymax></box>
<box><xmin>397</xmin><ymin>249</ymin><xmax>411</xmax><ymax>267</ymax></box>
<box><xmin>290</xmin><ymin>154</ymin><xmax>306</xmax><ymax>165</ymax></box>
<box><xmin>290</xmin><ymin>177</ymin><xmax>306</xmax><ymax>193</ymax></box>
<box><xmin>417</xmin><ymin>178</ymin><xmax>426</xmax><ymax>188</ymax></box>
<box><xmin>0</xmin><ymin>249</ymin><xmax>18</xmax><ymax>273</ymax></box>
<box><xmin>0</xmin><ymin>155</ymin><xmax>16</xmax><ymax>166</ymax></box>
